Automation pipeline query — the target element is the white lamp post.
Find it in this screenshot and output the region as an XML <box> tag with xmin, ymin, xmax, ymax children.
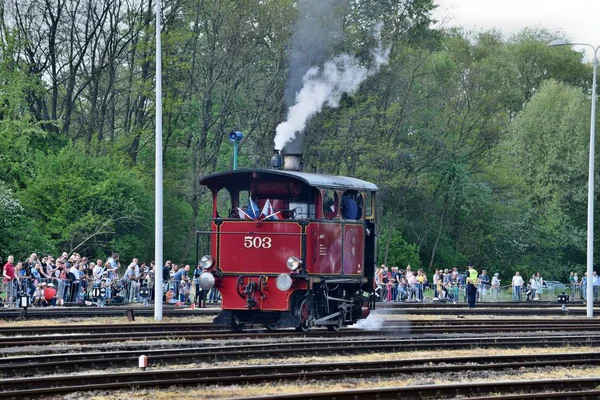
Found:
<box><xmin>549</xmin><ymin>39</ymin><xmax>599</xmax><ymax>318</ymax></box>
<box><xmin>155</xmin><ymin>0</ymin><xmax>163</xmax><ymax>321</ymax></box>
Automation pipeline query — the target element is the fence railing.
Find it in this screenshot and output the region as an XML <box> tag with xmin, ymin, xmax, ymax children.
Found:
<box><xmin>0</xmin><ymin>276</ymin><xmax>221</xmax><ymax>308</ymax></box>
<box><xmin>377</xmin><ymin>283</ymin><xmax>585</xmax><ymax>303</ymax></box>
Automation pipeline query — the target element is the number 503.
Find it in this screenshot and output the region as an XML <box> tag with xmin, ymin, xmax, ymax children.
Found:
<box><xmin>244</xmin><ymin>236</ymin><xmax>272</xmax><ymax>249</ymax></box>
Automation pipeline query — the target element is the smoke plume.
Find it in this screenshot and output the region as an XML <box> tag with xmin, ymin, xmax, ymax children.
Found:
<box><xmin>275</xmin><ymin>23</ymin><xmax>389</xmax><ymax>150</ymax></box>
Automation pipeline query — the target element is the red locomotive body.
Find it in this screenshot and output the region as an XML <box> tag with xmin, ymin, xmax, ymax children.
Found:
<box><xmin>197</xmin><ymin>164</ymin><xmax>377</xmax><ymax>331</ymax></box>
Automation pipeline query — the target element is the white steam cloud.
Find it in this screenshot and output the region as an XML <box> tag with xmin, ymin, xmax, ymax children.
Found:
<box><xmin>274</xmin><ymin>23</ymin><xmax>390</xmax><ymax>151</ymax></box>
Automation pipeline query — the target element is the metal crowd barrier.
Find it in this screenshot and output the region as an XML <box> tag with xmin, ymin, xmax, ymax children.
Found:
<box><xmin>378</xmin><ymin>283</ymin><xmax>582</xmax><ymax>303</ymax></box>
<box><xmin>1</xmin><ymin>277</ymin><xmax>222</xmax><ymax>308</ymax></box>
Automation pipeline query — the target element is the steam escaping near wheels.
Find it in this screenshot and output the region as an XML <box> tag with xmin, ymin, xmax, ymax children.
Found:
<box><xmin>351</xmin><ymin>310</ymin><xmax>411</xmax><ymax>334</ymax></box>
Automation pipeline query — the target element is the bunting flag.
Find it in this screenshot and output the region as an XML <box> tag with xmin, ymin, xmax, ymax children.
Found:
<box><xmin>246</xmin><ymin>198</ymin><xmax>261</xmax><ymax>220</ymax></box>
<box><xmin>261</xmin><ymin>199</ymin><xmax>280</xmax><ymax>220</ymax></box>
<box><xmin>237</xmin><ymin>207</ymin><xmax>252</xmax><ymax>220</ymax></box>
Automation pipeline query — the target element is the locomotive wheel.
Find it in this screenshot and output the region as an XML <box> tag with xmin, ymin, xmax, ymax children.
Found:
<box><xmin>231</xmin><ymin>318</ymin><xmax>245</xmax><ymax>333</ymax></box>
<box><xmin>294</xmin><ymin>298</ymin><xmax>311</xmax><ymax>332</ymax></box>
<box><xmin>326</xmin><ymin>317</ymin><xmax>342</xmax><ymax>332</ymax></box>
<box><xmin>263</xmin><ymin>323</ymin><xmax>278</xmax><ymax>331</ymax></box>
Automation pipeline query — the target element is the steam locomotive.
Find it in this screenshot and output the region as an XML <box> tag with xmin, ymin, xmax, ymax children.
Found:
<box><xmin>196</xmin><ymin>152</ymin><xmax>377</xmax><ymax>331</ymax></box>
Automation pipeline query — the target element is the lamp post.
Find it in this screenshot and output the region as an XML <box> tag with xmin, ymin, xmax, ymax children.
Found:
<box><xmin>549</xmin><ymin>39</ymin><xmax>599</xmax><ymax>318</ymax></box>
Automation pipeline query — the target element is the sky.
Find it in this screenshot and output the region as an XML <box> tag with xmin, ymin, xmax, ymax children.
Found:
<box><xmin>432</xmin><ymin>0</ymin><xmax>600</xmax><ymax>59</ymax></box>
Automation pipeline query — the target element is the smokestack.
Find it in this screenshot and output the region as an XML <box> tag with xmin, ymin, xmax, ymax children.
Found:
<box><xmin>270</xmin><ymin>149</ymin><xmax>283</xmax><ymax>169</ymax></box>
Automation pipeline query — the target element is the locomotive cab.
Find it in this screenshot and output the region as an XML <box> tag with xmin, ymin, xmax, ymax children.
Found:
<box><xmin>198</xmin><ymin>169</ymin><xmax>377</xmax><ymax>332</ymax></box>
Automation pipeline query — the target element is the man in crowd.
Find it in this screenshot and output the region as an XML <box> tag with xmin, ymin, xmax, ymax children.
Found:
<box><xmin>478</xmin><ymin>269</ymin><xmax>490</xmax><ymax>302</ymax></box>
<box><xmin>124</xmin><ymin>258</ymin><xmax>140</xmax><ymax>302</ymax></box>
<box><xmin>3</xmin><ymin>256</ymin><xmax>16</xmax><ymax>307</ymax></box>
<box><xmin>491</xmin><ymin>273</ymin><xmax>501</xmax><ymax>301</ymax></box>
<box><xmin>43</xmin><ymin>282</ymin><xmax>57</xmax><ymax>306</ymax></box>
<box><xmin>512</xmin><ymin>271</ymin><xmax>524</xmax><ymax>301</ymax></box>
<box><xmin>173</xmin><ymin>264</ymin><xmax>190</xmax><ymax>302</ymax></box>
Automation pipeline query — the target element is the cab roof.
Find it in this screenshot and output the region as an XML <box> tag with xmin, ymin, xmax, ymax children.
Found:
<box><xmin>199</xmin><ymin>169</ymin><xmax>378</xmax><ymax>191</ymax></box>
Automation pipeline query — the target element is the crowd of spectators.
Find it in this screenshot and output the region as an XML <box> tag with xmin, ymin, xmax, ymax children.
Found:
<box><xmin>1</xmin><ymin>252</ymin><xmax>221</xmax><ymax>308</ymax></box>
<box><xmin>4</xmin><ymin>252</ymin><xmax>599</xmax><ymax>308</ymax></box>
<box><xmin>374</xmin><ymin>263</ymin><xmax>600</xmax><ymax>304</ymax></box>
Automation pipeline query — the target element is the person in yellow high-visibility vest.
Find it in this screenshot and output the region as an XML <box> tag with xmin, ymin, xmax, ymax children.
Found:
<box><xmin>468</xmin><ymin>264</ymin><xmax>478</xmax><ymax>282</ymax></box>
<box><xmin>467</xmin><ymin>264</ymin><xmax>478</xmax><ymax>307</ymax></box>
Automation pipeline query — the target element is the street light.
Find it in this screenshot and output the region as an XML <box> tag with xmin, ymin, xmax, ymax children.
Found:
<box><xmin>549</xmin><ymin>39</ymin><xmax>600</xmax><ymax>318</ymax></box>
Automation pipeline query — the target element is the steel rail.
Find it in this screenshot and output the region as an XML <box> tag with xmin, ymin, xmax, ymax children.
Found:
<box><xmin>459</xmin><ymin>391</ymin><xmax>600</xmax><ymax>400</ymax></box>
<box><xmin>2</xmin><ymin>355</ymin><xmax>600</xmax><ymax>398</ymax></box>
<box><xmin>228</xmin><ymin>378</ymin><xmax>600</xmax><ymax>400</ymax></box>
<box><xmin>2</xmin><ymin>334</ymin><xmax>600</xmax><ymax>377</ymax></box>
<box><xmin>378</xmin><ymin>301</ymin><xmax>594</xmax><ymax>308</ymax></box>
<box><xmin>1</xmin><ymin>318</ymin><xmax>597</xmax><ymax>336</ymax></box>
<box><xmin>2</xmin><ymin>321</ymin><xmax>600</xmax><ymax>347</ymax></box>
<box><xmin>0</xmin><ymin>306</ymin><xmax>597</xmax><ymax>320</ymax></box>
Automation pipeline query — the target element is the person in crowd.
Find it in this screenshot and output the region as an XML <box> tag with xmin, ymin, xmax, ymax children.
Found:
<box><xmin>42</xmin><ymin>282</ymin><xmax>57</xmax><ymax>306</ymax></box>
<box><xmin>435</xmin><ymin>271</ymin><xmax>447</xmax><ymax>302</ymax></box>
<box><xmin>44</xmin><ymin>256</ymin><xmax>57</xmax><ymax>282</ymax></box>
<box><xmin>378</xmin><ymin>265</ymin><xmax>388</xmax><ymax>301</ymax></box>
<box><xmin>593</xmin><ymin>271</ymin><xmax>600</xmax><ymax>301</ymax></box>
<box><xmin>107</xmin><ymin>253</ymin><xmax>119</xmax><ymax>271</ymax></box>
<box><xmin>173</xmin><ymin>264</ymin><xmax>190</xmax><ymax>302</ymax></box>
<box><xmin>573</xmin><ymin>272</ymin><xmax>581</xmax><ymax>299</ymax></box>
<box><xmin>407</xmin><ymin>267</ymin><xmax>417</xmax><ymax>301</ymax></box>
<box><xmin>396</xmin><ymin>277</ymin><xmax>408</xmax><ymax>302</ymax></box>
<box><xmin>393</xmin><ymin>267</ymin><xmax>403</xmax><ymax>301</ymax></box>
<box><xmin>390</xmin><ymin>267</ymin><xmax>399</xmax><ymax>301</ymax></box>
<box><xmin>384</xmin><ymin>266</ymin><xmax>393</xmax><ymax>302</ymax></box>
<box><xmin>569</xmin><ymin>271</ymin><xmax>577</xmax><ymax>300</ymax></box>
<box><xmin>32</xmin><ymin>282</ymin><xmax>45</xmax><ymax>306</ymax></box>
<box><xmin>124</xmin><ymin>258</ymin><xmax>140</xmax><ymax>303</ymax></box>
<box><xmin>512</xmin><ymin>271</ymin><xmax>524</xmax><ymax>301</ymax></box>
<box><xmin>528</xmin><ymin>273</ymin><xmax>538</xmax><ymax>301</ymax></box>
<box><xmin>416</xmin><ymin>269</ymin><xmax>426</xmax><ymax>302</ymax></box>
<box><xmin>534</xmin><ymin>272</ymin><xmax>544</xmax><ymax>300</ymax></box>
<box><xmin>491</xmin><ymin>273</ymin><xmax>501</xmax><ymax>301</ymax></box>
<box><xmin>193</xmin><ymin>264</ymin><xmax>204</xmax><ymax>306</ymax></box>
<box><xmin>449</xmin><ymin>270</ymin><xmax>459</xmax><ymax>303</ymax></box>
<box><xmin>466</xmin><ymin>277</ymin><xmax>477</xmax><ymax>308</ymax></box>
<box><xmin>3</xmin><ymin>255</ymin><xmax>16</xmax><ymax>307</ymax></box>
<box><xmin>478</xmin><ymin>269</ymin><xmax>490</xmax><ymax>302</ymax></box>
<box><xmin>147</xmin><ymin>262</ymin><xmax>156</xmax><ymax>301</ymax></box>
<box><xmin>432</xmin><ymin>269</ymin><xmax>440</xmax><ymax>299</ymax></box>
<box><xmin>67</xmin><ymin>262</ymin><xmax>80</xmax><ymax>303</ymax></box>
<box><xmin>374</xmin><ymin>266</ymin><xmax>382</xmax><ymax>300</ymax></box>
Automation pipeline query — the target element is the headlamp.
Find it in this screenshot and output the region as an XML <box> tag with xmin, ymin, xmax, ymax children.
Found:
<box><xmin>276</xmin><ymin>274</ymin><xmax>293</xmax><ymax>291</ymax></box>
<box><xmin>199</xmin><ymin>272</ymin><xmax>215</xmax><ymax>290</ymax></box>
<box><xmin>286</xmin><ymin>256</ymin><xmax>302</xmax><ymax>271</ymax></box>
<box><xmin>200</xmin><ymin>255</ymin><xmax>213</xmax><ymax>270</ymax></box>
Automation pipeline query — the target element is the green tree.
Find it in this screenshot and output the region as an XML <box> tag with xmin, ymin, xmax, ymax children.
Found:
<box><xmin>18</xmin><ymin>146</ymin><xmax>153</xmax><ymax>261</ymax></box>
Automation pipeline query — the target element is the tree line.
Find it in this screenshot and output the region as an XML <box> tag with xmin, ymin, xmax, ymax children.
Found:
<box><xmin>0</xmin><ymin>0</ymin><xmax>596</xmax><ymax>280</ymax></box>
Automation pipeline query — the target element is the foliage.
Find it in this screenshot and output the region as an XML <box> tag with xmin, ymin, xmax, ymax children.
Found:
<box><xmin>18</xmin><ymin>146</ymin><xmax>152</xmax><ymax>262</ymax></box>
<box><xmin>0</xmin><ymin>1</ymin><xmax>596</xmax><ymax>281</ymax></box>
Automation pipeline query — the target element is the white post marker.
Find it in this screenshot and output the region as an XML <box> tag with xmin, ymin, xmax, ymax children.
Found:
<box><xmin>154</xmin><ymin>0</ymin><xmax>164</xmax><ymax>321</ymax></box>
<box><xmin>549</xmin><ymin>39</ymin><xmax>600</xmax><ymax>318</ymax></box>
<box><xmin>139</xmin><ymin>355</ymin><xmax>148</xmax><ymax>371</ymax></box>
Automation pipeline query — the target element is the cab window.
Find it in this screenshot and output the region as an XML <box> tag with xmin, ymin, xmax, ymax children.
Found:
<box><xmin>363</xmin><ymin>192</ymin><xmax>373</xmax><ymax>218</ymax></box>
<box><xmin>216</xmin><ymin>188</ymin><xmax>232</xmax><ymax>218</ymax></box>
<box><xmin>322</xmin><ymin>189</ymin><xmax>338</xmax><ymax>220</ymax></box>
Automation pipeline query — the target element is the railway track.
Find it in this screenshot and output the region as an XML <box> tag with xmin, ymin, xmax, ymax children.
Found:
<box><xmin>1</xmin><ymin>333</ymin><xmax>599</xmax><ymax>377</ymax></box>
<box><xmin>377</xmin><ymin>300</ymin><xmax>591</xmax><ymax>307</ymax></box>
<box><xmin>2</xmin><ymin>317</ymin><xmax>598</xmax><ymax>335</ymax></box>
<box><xmin>1</xmin><ymin>352</ymin><xmax>600</xmax><ymax>398</ymax></box>
<box><xmin>230</xmin><ymin>378</ymin><xmax>600</xmax><ymax>400</ymax></box>
<box><xmin>1</xmin><ymin>303</ymin><xmax>599</xmax><ymax>320</ymax></box>
<box><xmin>1</xmin><ymin>319</ymin><xmax>600</xmax><ymax>347</ymax></box>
